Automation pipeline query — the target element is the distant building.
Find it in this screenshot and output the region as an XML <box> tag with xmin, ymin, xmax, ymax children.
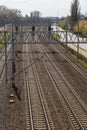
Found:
<box><xmin>84</xmin><ymin>17</ymin><xmax>87</xmax><ymax>21</ymax></box>
<box><xmin>30</xmin><ymin>11</ymin><xmax>41</xmax><ymax>18</ymax></box>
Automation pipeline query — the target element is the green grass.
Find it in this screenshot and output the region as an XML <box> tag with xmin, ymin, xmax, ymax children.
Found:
<box><xmin>0</xmin><ymin>33</ymin><xmax>11</xmax><ymax>43</ymax></box>
<box><xmin>6</xmin><ymin>33</ymin><xmax>11</xmax><ymax>41</ymax></box>
<box><xmin>58</xmin><ymin>44</ymin><xmax>87</xmax><ymax>68</ymax></box>
<box><xmin>69</xmin><ymin>52</ymin><xmax>87</xmax><ymax>68</ymax></box>
<box><xmin>51</xmin><ymin>33</ymin><xmax>60</xmax><ymax>41</ymax></box>
<box><xmin>0</xmin><ymin>33</ymin><xmax>4</xmax><ymax>43</ymax></box>
<box><xmin>0</xmin><ymin>44</ymin><xmax>4</xmax><ymax>49</ymax></box>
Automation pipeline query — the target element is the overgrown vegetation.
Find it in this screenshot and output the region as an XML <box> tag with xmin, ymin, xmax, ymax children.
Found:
<box><xmin>59</xmin><ymin>0</ymin><xmax>87</xmax><ymax>38</ymax></box>
<box><xmin>59</xmin><ymin>20</ymin><xmax>67</xmax><ymax>30</ymax></box>
<box><xmin>59</xmin><ymin>44</ymin><xmax>87</xmax><ymax>68</ymax></box>
<box><xmin>0</xmin><ymin>44</ymin><xmax>4</xmax><ymax>48</ymax></box>
<box><xmin>0</xmin><ymin>33</ymin><xmax>4</xmax><ymax>43</ymax></box>
<box><xmin>59</xmin><ymin>20</ymin><xmax>87</xmax><ymax>38</ymax></box>
<box><xmin>0</xmin><ymin>33</ymin><xmax>11</xmax><ymax>43</ymax></box>
<box><xmin>68</xmin><ymin>52</ymin><xmax>87</xmax><ymax>68</ymax></box>
<box><xmin>73</xmin><ymin>20</ymin><xmax>87</xmax><ymax>37</ymax></box>
<box><xmin>70</xmin><ymin>0</ymin><xmax>80</xmax><ymax>29</ymax></box>
<box><xmin>51</xmin><ymin>33</ymin><xmax>60</xmax><ymax>40</ymax></box>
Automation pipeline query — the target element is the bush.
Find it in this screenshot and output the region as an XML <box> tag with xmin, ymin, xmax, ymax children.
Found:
<box><xmin>59</xmin><ymin>20</ymin><xmax>67</xmax><ymax>30</ymax></box>
<box><xmin>73</xmin><ymin>20</ymin><xmax>87</xmax><ymax>37</ymax></box>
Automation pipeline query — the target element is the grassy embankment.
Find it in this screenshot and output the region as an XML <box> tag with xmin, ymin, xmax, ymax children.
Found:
<box><xmin>0</xmin><ymin>33</ymin><xmax>4</xmax><ymax>48</ymax></box>
<box><xmin>68</xmin><ymin>51</ymin><xmax>87</xmax><ymax>68</ymax></box>
<box><xmin>0</xmin><ymin>33</ymin><xmax>11</xmax><ymax>48</ymax></box>
<box><xmin>57</xmin><ymin>20</ymin><xmax>87</xmax><ymax>68</ymax></box>
<box><xmin>59</xmin><ymin>20</ymin><xmax>87</xmax><ymax>37</ymax></box>
<box><xmin>58</xmin><ymin>43</ymin><xmax>87</xmax><ymax>68</ymax></box>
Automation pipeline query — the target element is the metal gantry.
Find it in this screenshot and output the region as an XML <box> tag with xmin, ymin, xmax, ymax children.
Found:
<box><xmin>0</xmin><ymin>21</ymin><xmax>87</xmax><ymax>87</ymax></box>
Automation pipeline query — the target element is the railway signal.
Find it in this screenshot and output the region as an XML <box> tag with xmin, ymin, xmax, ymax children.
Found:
<box><xmin>15</xmin><ymin>26</ymin><xmax>18</xmax><ymax>32</ymax></box>
<box><xmin>32</xmin><ymin>26</ymin><xmax>35</xmax><ymax>36</ymax></box>
<box><xmin>48</xmin><ymin>26</ymin><xmax>51</xmax><ymax>32</ymax></box>
<box><xmin>32</xmin><ymin>26</ymin><xmax>35</xmax><ymax>32</ymax></box>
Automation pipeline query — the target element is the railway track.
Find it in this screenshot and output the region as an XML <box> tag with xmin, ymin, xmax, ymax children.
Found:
<box><xmin>21</xmin><ymin>27</ymin><xmax>87</xmax><ymax>129</ymax></box>
<box><xmin>21</xmin><ymin>28</ymin><xmax>87</xmax><ymax>129</ymax></box>
<box><xmin>39</xmin><ymin>27</ymin><xmax>87</xmax><ymax>80</ymax></box>
<box><xmin>0</xmin><ymin>25</ymin><xmax>13</xmax><ymax>79</ymax></box>
<box><xmin>0</xmin><ymin>46</ymin><xmax>5</xmax><ymax>59</ymax></box>
<box><xmin>50</xmin><ymin>44</ymin><xmax>87</xmax><ymax>80</ymax></box>
<box><xmin>30</xmin><ymin>44</ymin><xmax>73</xmax><ymax>129</ymax></box>
<box><xmin>23</xmin><ymin>44</ymin><xmax>54</xmax><ymax>130</ymax></box>
<box><xmin>35</xmin><ymin>44</ymin><xmax>87</xmax><ymax>129</ymax></box>
<box><xmin>0</xmin><ymin>24</ymin><xmax>87</xmax><ymax>129</ymax></box>
<box><xmin>0</xmin><ymin>44</ymin><xmax>12</xmax><ymax>79</ymax></box>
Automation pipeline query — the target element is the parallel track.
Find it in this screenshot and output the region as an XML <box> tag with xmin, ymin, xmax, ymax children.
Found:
<box><xmin>36</xmin><ymin>44</ymin><xmax>87</xmax><ymax>129</ymax></box>
<box><xmin>23</xmin><ymin>44</ymin><xmax>54</xmax><ymax>130</ymax></box>
<box><xmin>20</xmin><ymin>28</ymin><xmax>87</xmax><ymax>129</ymax></box>
<box><xmin>22</xmin><ymin>28</ymin><xmax>87</xmax><ymax>129</ymax></box>
<box><xmin>0</xmin><ymin>45</ymin><xmax>12</xmax><ymax>79</ymax></box>
<box><xmin>1</xmin><ymin>25</ymin><xmax>87</xmax><ymax>129</ymax></box>
<box><xmin>50</xmin><ymin>44</ymin><xmax>87</xmax><ymax>80</ymax></box>
<box><xmin>39</xmin><ymin>27</ymin><xmax>87</xmax><ymax>80</ymax></box>
<box><xmin>0</xmin><ymin>47</ymin><xmax>5</xmax><ymax>59</ymax></box>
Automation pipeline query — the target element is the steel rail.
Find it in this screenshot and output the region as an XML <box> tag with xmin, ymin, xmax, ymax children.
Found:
<box><xmin>36</xmin><ymin>44</ymin><xmax>75</xmax><ymax>129</ymax></box>
<box><xmin>52</xmin><ymin>44</ymin><xmax>87</xmax><ymax>72</ymax></box>
<box><xmin>51</xmin><ymin>44</ymin><xmax>87</xmax><ymax>80</ymax></box>
<box><xmin>43</xmin><ymin>44</ymin><xmax>87</xmax><ymax>112</ymax></box>
<box><xmin>0</xmin><ymin>47</ymin><xmax>5</xmax><ymax>59</ymax></box>
<box><xmin>30</xmin><ymin>44</ymin><xmax>51</xmax><ymax>130</ymax></box>
<box><xmin>23</xmin><ymin>44</ymin><xmax>34</xmax><ymax>130</ymax></box>
<box><xmin>0</xmin><ymin>44</ymin><xmax>12</xmax><ymax>78</ymax></box>
<box><xmin>44</xmin><ymin>63</ymin><xmax>83</xmax><ymax>130</ymax></box>
<box><xmin>40</xmin><ymin>44</ymin><xmax>87</xmax><ymax>130</ymax></box>
<box><xmin>36</xmin><ymin>44</ymin><xmax>79</xmax><ymax>129</ymax></box>
<box><xmin>23</xmin><ymin>43</ymin><xmax>51</xmax><ymax>130</ymax></box>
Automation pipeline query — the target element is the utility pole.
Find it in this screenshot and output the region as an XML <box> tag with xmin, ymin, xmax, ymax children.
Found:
<box><xmin>4</xmin><ymin>30</ymin><xmax>8</xmax><ymax>87</ymax></box>
<box><xmin>12</xmin><ymin>25</ymin><xmax>16</xmax><ymax>88</ymax></box>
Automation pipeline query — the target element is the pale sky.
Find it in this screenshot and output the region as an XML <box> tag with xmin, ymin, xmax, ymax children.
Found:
<box><xmin>0</xmin><ymin>0</ymin><xmax>87</xmax><ymax>17</ymax></box>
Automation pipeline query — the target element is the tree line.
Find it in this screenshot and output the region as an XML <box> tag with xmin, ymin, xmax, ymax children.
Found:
<box><xmin>0</xmin><ymin>6</ymin><xmax>59</xmax><ymax>25</ymax></box>
<box><xmin>0</xmin><ymin>5</ymin><xmax>22</xmax><ymax>24</ymax></box>
<box><xmin>0</xmin><ymin>0</ymin><xmax>86</xmax><ymax>27</ymax></box>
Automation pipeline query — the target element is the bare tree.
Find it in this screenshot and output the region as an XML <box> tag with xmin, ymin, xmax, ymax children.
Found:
<box><xmin>0</xmin><ymin>5</ymin><xmax>22</xmax><ymax>24</ymax></box>
<box><xmin>70</xmin><ymin>0</ymin><xmax>80</xmax><ymax>29</ymax></box>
